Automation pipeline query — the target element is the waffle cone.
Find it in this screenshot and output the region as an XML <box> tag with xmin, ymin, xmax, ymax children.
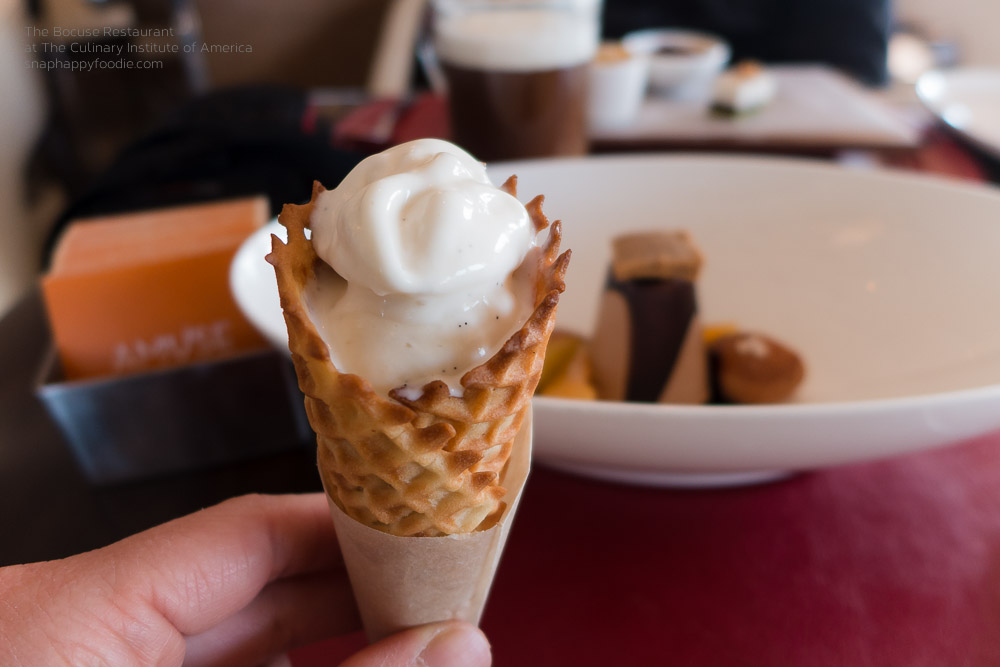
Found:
<box><xmin>267</xmin><ymin>177</ymin><xmax>569</xmax><ymax>536</ymax></box>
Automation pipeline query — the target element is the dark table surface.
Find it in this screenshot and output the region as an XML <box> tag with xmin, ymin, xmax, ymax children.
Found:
<box><xmin>0</xmin><ymin>290</ymin><xmax>322</xmax><ymax>567</ymax></box>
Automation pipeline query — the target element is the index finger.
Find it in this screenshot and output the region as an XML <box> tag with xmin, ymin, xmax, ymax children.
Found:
<box><xmin>92</xmin><ymin>493</ymin><xmax>342</xmax><ymax>636</ymax></box>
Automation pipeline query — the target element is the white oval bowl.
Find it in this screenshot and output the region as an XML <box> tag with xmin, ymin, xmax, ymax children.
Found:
<box><xmin>622</xmin><ymin>28</ymin><xmax>730</xmax><ymax>97</ymax></box>
<box><xmin>231</xmin><ymin>154</ymin><xmax>1000</xmax><ymax>487</ymax></box>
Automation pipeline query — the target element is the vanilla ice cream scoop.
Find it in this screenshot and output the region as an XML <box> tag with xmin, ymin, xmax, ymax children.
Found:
<box><xmin>307</xmin><ymin>139</ymin><xmax>538</xmax><ymax>396</ymax></box>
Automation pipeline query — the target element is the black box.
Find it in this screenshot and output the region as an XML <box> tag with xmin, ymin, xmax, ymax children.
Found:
<box><xmin>37</xmin><ymin>348</ymin><xmax>312</xmax><ymax>484</ymax></box>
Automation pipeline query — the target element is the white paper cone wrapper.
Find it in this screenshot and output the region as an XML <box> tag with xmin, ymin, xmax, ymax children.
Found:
<box><xmin>325</xmin><ymin>409</ymin><xmax>533</xmax><ymax>642</ymax></box>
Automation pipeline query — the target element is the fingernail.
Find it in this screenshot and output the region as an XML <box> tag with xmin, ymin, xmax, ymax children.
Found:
<box><xmin>263</xmin><ymin>654</ymin><xmax>292</xmax><ymax>667</ymax></box>
<box><xmin>418</xmin><ymin>623</ymin><xmax>492</xmax><ymax>667</ymax></box>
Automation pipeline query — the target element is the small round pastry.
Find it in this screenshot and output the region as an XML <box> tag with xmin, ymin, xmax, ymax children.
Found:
<box><xmin>710</xmin><ymin>331</ymin><xmax>805</xmax><ymax>404</ymax></box>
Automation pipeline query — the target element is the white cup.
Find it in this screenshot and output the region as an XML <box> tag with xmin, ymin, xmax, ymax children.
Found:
<box><xmin>587</xmin><ymin>42</ymin><xmax>650</xmax><ymax>131</ymax></box>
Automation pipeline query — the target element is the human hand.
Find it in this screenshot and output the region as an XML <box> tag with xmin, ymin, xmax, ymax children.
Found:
<box><xmin>0</xmin><ymin>493</ymin><xmax>491</xmax><ymax>666</ymax></box>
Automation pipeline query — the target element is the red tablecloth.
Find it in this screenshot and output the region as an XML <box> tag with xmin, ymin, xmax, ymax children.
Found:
<box><xmin>292</xmin><ymin>431</ymin><xmax>1000</xmax><ymax>666</ymax></box>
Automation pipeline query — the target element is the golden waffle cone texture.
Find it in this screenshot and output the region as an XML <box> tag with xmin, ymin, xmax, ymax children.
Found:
<box><xmin>268</xmin><ymin>178</ymin><xmax>569</xmax><ymax>536</ymax></box>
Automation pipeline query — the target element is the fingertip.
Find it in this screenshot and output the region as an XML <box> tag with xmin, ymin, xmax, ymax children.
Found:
<box><xmin>340</xmin><ymin>620</ymin><xmax>491</xmax><ymax>667</ymax></box>
<box><xmin>418</xmin><ymin>621</ymin><xmax>492</xmax><ymax>667</ymax></box>
<box><xmin>262</xmin><ymin>652</ymin><xmax>292</xmax><ymax>667</ymax></box>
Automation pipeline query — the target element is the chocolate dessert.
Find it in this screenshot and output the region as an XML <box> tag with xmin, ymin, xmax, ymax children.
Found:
<box><xmin>590</xmin><ymin>230</ymin><xmax>709</xmax><ymax>404</ymax></box>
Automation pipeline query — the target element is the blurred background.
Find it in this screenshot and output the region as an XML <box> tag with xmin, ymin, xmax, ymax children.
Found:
<box><xmin>2</xmin><ymin>0</ymin><xmax>998</xmax><ymax>317</ymax></box>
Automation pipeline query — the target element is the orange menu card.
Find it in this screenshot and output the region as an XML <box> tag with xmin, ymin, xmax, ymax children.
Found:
<box><xmin>42</xmin><ymin>197</ymin><xmax>271</xmax><ymax>381</ymax></box>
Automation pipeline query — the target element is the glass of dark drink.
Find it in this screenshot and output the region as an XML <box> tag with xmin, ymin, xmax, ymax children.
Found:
<box><xmin>432</xmin><ymin>0</ymin><xmax>602</xmax><ymax>162</ymax></box>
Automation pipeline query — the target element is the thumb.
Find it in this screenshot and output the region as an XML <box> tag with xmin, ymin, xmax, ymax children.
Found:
<box><xmin>339</xmin><ymin>620</ymin><xmax>491</xmax><ymax>667</ymax></box>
